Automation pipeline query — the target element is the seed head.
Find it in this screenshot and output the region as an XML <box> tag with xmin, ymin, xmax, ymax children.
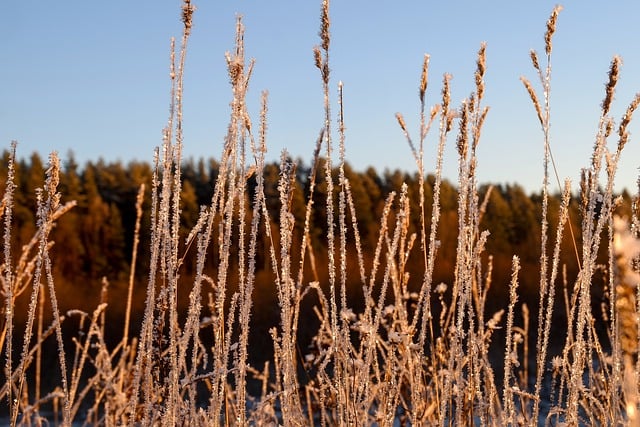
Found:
<box><xmin>313</xmin><ymin>46</ymin><xmax>323</xmax><ymax>70</ymax></box>
<box><xmin>530</xmin><ymin>50</ymin><xmax>540</xmax><ymax>73</ymax></box>
<box><xmin>457</xmin><ymin>101</ymin><xmax>469</xmax><ymax>158</ymax></box>
<box><xmin>419</xmin><ymin>54</ymin><xmax>430</xmax><ymax>104</ymax></box>
<box><xmin>442</xmin><ymin>74</ymin><xmax>451</xmax><ymax>119</ymax></box>
<box><xmin>618</xmin><ymin>92</ymin><xmax>640</xmax><ymax>152</ymax></box>
<box><xmin>319</xmin><ymin>0</ymin><xmax>330</xmax><ymax>52</ymax></box>
<box><xmin>442</xmin><ymin>74</ymin><xmax>455</xmax><ymax>133</ymax></box>
<box><xmin>521</xmin><ymin>77</ymin><xmax>544</xmax><ymax>127</ymax></box>
<box><xmin>605</xmin><ymin>117</ymin><xmax>614</xmax><ymax>138</ymax></box>
<box><xmin>395</xmin><ymin>113</ymin><xmax>407</xmax><ymax>133</ymax></box>
<box><xmin>602</xmin><ymin>56</ymin><xmax>621</xmax><ymax>116</ymax></box>
<box><xmin>181</xmin><ymin>0</ymin><xmax>195</xmax><ymax>36</ymax></box>
<box><xmin>46</xmin><ymin>152</ymin><xmax>61</xmax><ymax>213</ymax></box>
<box><xmin>580</xmin><ymin>169</ymin><xmax>589</xmax><ymax>211</ymax></box>
<box><xmin>545</xmin><ymin>5</ymin><xmax>562</xmax><ymax>57</ymax></box>
<box><xmin>475</xmin><ymin>43</ymin><xmax>487</xmax><ymax>101</ymax></box>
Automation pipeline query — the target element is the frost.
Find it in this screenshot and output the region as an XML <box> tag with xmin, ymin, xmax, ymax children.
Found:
<box><xmin>388</xmin><ymin>331</ymin><xmax>403</xmax><ymax>344</ymax></box>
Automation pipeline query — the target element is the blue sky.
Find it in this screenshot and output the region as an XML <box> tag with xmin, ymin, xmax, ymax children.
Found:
<box><xmin>1</xmin><ymin>1</ymin><xmax>639</xmax><ymax>194</ymax></box>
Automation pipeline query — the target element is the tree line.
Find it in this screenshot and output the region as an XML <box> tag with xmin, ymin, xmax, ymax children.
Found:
<box><xmin>2</xmin><ymin>150</ymin><xmax>633</xmax><ymax>332</ymax></box>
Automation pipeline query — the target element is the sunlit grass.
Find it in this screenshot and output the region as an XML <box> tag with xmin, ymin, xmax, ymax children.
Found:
<box><xmin>2</xmin><ymin>1</ymin><xmax>640</xmax><ymax>425</ymax></box>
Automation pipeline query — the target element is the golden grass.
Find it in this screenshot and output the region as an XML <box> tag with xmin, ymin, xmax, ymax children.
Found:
<box><xmin>2</xmin><ymin>1</ymin><xmax>640</xmax><ymax>426</ymax></box>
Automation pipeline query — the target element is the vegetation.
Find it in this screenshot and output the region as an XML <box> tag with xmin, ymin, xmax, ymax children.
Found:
<box><xmin>2</xmin><ymin>1</ymin><xmax>640</xmax><ymax>425</ymax></box>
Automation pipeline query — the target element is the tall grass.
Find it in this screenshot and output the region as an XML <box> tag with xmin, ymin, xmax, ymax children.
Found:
<box><xmin>2</xmin><ymin>1</ymin><xmax>640</xmax><ymax>425</ymax></box>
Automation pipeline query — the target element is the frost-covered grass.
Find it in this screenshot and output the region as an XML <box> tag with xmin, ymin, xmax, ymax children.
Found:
<box><xmin>2</xmin><ymin>1</ymin><xmax>640</xmax><ymax>425</ymax></box>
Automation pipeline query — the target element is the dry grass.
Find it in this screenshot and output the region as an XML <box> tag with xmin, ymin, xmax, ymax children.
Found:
<box><xmin>2</xmin><ymin>1</ymin><xmax>640</xmax><ymax>426</ymax></box>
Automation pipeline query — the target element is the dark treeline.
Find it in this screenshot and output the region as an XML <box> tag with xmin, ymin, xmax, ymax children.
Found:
<box><xmin>2</xmin><ymin>150</ymin><xmax>634</xmax><ymax>355</ymax></box>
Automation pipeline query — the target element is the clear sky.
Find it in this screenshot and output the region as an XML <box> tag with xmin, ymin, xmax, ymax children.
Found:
<box><xmin>1</xmin><ymin>1</ymin><xmax>639</xmax><ymax>194</ymax></box>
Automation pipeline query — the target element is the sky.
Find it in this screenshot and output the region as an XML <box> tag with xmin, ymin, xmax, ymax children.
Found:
<box><xmin>1</xmin><ymin>1</ymin><xmax>639</xmax><ymax>195</ymax></box>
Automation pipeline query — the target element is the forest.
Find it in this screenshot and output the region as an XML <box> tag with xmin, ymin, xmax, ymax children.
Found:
<box><xmin>3</xmin><ymin>150</ymin><xmax>631</xmax><ymax>362</ymax></box>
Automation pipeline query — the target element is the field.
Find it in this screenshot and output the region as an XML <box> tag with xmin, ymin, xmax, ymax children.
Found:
<box><xmin>2</xmin><ymin>1</ymin><xmax>640</xmax><ymax>425</ymax></box>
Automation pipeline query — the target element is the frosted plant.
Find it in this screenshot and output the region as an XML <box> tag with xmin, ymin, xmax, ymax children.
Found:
<box><xmin>2</xmin><ymin>142</ymin><xmax>16</xmax><ymax>421</ymax></box>
<box><xmin>503</xmin><ymin>256</ymin><xmax>521</xmax><ymax>425</ymax></box>
<box><xmin>3</xmin><ymin>1</ymin><xmax>640</xmax><ymax>425</ymax></box>
<box><xmin>533</xmin><ymin>179</ymin><xmax>572</xmax><ymax>417</ymax></box>
<box><xmin>3</xmin><ymin>151</ymin><xmax>76</xmax><ymax>425</ymax></box>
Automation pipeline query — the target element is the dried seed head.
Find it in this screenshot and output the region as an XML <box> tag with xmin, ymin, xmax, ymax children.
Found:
<box><xmin>618</xmin><ymin>92</ymin><xmax>640</xmax><ymax>152</ymax></box>
<box><xmin>580</xmin><ymin>168</ymin><xmax>589</xmax><ymax>211</ymax></box>
<box><xmin>181</xmin><ymin>0</ymin><xmax>195</xmax><ymax>35</ymax></box>
<box><xmin>313</xmin><ymin>46</ymin><xmax>323</xmax><ymax>70</ymax></box>
<box><xmin>521</xmin><ymin>76</ymin><xmax>544</xmax><ymax>127</ymax></box>
<box><xmin>225</xmin><ymin>17</ymin><xmax>246</xmax><ymax>87</ymax></box>
<box><xmin>475</xmin><ymin>43</ymin><xmax>487</xmax><ymax>101</ymax></box>
<box><xmin>442</xmin><ymin>74</ymin><xmax>451</xmax><ymax>117</ymax></box>
<box><xmin>468</xmin><ymin>93</ymin><xmax>476</xmax><ymax>115</ymax></box>
<box><xmin>530</xmin><ymin>50</ymin><xmax>541</xmax><ymax>72</ymax></box>
<box><xmin>319</xmin><ymin>0</ymin><xmax>330</xmax><ymax>52</ymax></box>
<box><xmin>419</xmin><ymin>54</ymin><xmax>430</xmax><ymax>104</ymax></box>
<box><xmin>545</xmin><ymin>5</ymin><xmax>562</xmax><ymax>57</ymax></box>
<box><xmin>441</xmin><ymin>74</ymin><xmax>454</xmax><ymax>133</ymax></box>
<box><xmin>226</xmin><ymin>53</ymin><xmax>243</xmax><ymax>87</ymax></box>
<box><xmin>602</xmin><ymin>55</ymin><xmax>621</xmax><ymax>116</ymax></box>
<box><xmin>605</xmin><ymin>117</ymin><xmax>614</xmax><ymax>138</ymax></box>
<box><xmin>46</xmin><ymin>152</ymin><xmax>61</xmax><ymax>212</ymax></box>
<box><xmin>457</xmin><ymin>102</ymin><xmax>469</xmax><ymax>158</ymax></box>
<box><xmin>606</xmin><ymin>150</ymin><xmax>617</xmax><ymax>179</ymax></box>
<box><xmin>473</xmin><ymin>106</ymin><xmax>490</xmax><ymax>151</ymax></box>
<box><xmin>395</xmin><ymin>112</ymin><xmax>408</xmax><ymax>133</ymax></box>
<box><xmin>430</xmin><ymin>105</ymin><xmax>439</xmax><ymax>121</ymax></box>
